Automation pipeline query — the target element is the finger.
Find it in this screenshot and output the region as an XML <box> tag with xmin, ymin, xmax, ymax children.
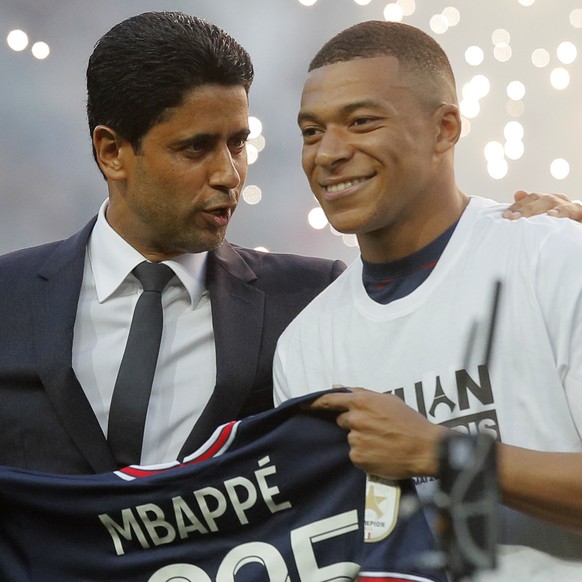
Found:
<box><xmin>335</xmin><ymin>410</ymin><xmax>351</xmax><ymax>431</ymax></box>
<box><xmin>513</xmin><ymin>191</ymin><xmax>570</xmax><ymax>204</ymax></box>
<box><xmin>517</xmin><ymin>194</ymin><xmax>572</xmax><ymax>217</ymax></box>
<box><xmin>547</xmin><ymin>202</ymin><xmax>582</xmax><ymax>222</ymax></box>
<box><xmin>513</xmin><ymin>190</ymin><xmax>529</xmax><ymax>203</ymax></box>
<box><xmin>503</xmin><ymin>192</ymin><xmax>540</xmax><ymax>219</ymax></box>
<box><xmin>310</xmin><ymin>391</ymin><xmax>353</xmax><ymax>412</ymax></box>
<box><xmin>548</xmin><ymin>192</ymin><xmax>569</xmax><ymax>202</ymax></box>
<box><xmin>501</xmin><ymin>209</ymin><xmax>523</xmax><ymax>220</ymax></box>
<box><xmin>510</xmin><ymin>191</ymin><xmax>539</xmax><ymax>210</ymax></box>
<box><xmin>503</xmin><ymin>193</ymin><xmax>568</xmax><ymax>219</ymax></box>
<box><xmin>515</xmin><ymin>201</ymin><xmax>556</xmax><ymax>217</ymax></box>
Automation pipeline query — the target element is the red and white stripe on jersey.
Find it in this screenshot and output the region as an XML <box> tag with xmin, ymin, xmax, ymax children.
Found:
<box><xmin>359</xmin><ymin>573</ymin><xmax>438</xmax><ymax>582</ymax></box>
<box><xmin>115</xmin><ymin>420</ymin><xmax>239</xmax><ymax>480</ymax></box>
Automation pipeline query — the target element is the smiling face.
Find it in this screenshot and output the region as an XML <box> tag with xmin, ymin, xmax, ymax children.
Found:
<box><xmin>100</xmin><ymin>84</ymin><xmax>250</xmax><ymax>261</ymax></box>
<box><xmin>299</xmin><ymin>56</ymin><xmax>463</xmax><ymax>262</ymax></box>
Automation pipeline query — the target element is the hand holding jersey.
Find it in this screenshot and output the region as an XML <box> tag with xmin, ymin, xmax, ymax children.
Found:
<box><xmin>312</xmin><ymin>388</ymin><xmax>448</xmax><ymax>480</ymax></box>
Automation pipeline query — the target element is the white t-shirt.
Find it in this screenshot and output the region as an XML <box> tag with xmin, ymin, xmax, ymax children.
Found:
<box><xmin>273</xmin><ymin>196</ymin><xmax>582</xmax><ymax>581</ymax></box>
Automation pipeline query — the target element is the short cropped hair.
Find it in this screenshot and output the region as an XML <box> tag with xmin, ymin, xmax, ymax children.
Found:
<box><xmin>309</xmin><ymin>20</ymin><xmax>456</xmax><ymax>104</ymax></box>
<box><xmin>87</xmin><ymin>11</ymin><xmax>254</xmax><ymax>155</ymax></box>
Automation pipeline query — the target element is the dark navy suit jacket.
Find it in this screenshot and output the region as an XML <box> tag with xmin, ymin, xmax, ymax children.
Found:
<box><xmin>0</xmin><ymin>218</ymin><xmax>345</xmax><ymax>474</ymax></box>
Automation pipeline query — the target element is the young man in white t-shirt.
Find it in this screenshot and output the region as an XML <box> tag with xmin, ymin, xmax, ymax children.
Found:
<box><xmin>273</xmin><ymin>20</ymin><xmax>582</xmax><ymax>581</ymax></box>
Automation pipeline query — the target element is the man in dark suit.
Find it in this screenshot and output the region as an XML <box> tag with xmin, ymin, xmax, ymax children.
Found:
<box><xmin>0</xmin><ymin>12</ymin><xmax>344</xmax><ymax>474</ymax></box>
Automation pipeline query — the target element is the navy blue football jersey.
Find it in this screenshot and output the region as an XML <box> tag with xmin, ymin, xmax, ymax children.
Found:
<box><xmin>0</xmin><ymin>391</ymin><xmax>445</xmax><ymax>582</ymax></box>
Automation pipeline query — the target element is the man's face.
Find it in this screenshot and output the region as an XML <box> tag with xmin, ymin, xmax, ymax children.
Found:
<box><xmin>298</xmin><ymin>56</ymin><xmax>444</xmax><ymax>261</ymax></box>
<box><xmin>107</xmin><ymin>84</ymin><xmax>250</xmax><ymax>261</ymax></box>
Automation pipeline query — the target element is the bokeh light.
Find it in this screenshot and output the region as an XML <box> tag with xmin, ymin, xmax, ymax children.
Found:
<box><xmin>31</xmin><ymin>41</ymin><xmax>50</xmax><ymax>60</ymax></box>
<box><xmin>550</xmin><ymin>67</ymin><xmax>570</xmax><ymax>90</ymax></box>
<box><xmin>504</xmin><ymin>121</ymin><xmax>524</xmax><ymax>142</ymax></box>
<box><xmin>532</xmin><ymin>48</ymin><xmax>550</xmax><ymax>68</ymax></box>
<box><xmin>465</xmin><ymin>46</ymin><xmax>485</xmax><ymax>66</ymax></box>
<box><xmin>429</xmin><ymin>13</ymin><xmax>449</xmax><ymax>34</ymax></box>
<box><xmin>308</xmin><ymin>207</ymin><xmax>328</xmax><ymax>230</ymax></box>
<box><xmin>246</xmin><ymin>143</ymin><xmax>259</xmax><ymax>165</ymax></box>
<box><xmin>487</xmin><ymin>158</ymin><xmax>509</xmax><ymax>180</ymax></box>
<box><xmin>570</xmin><ymin>9</ymin><xmax>582</xmax><ymax>28</ymax></box>
<box><xmin>442</xmin><ymin>7</ymin><xmax>461</xmax><ymax>27</ymax></box>
<box><xmin>506</xmin><ymin>80</ymin><xmax>526</xmax><ymax>100</ymax></box>
<box><xmin>550</xmin><ymin>158</ymin><xmax>570</xmax><ymax>180</ymax></box>
<box><xmin>248</xmin><ymin>116</ymin><xmax>263</xmax><ymax>139</ymax></box>
<box><xmin>557</xmin><ymin>41</ymin><xmax>577</xmax><ymax>64</ymax></box>
<box><xmin>397</xmin><ymin>0</ymin><xmax>416</xmax><ymax>16</ymax></box>
<box><xmin>383</xmin><ymin>3</ymin><xmax>404</xmax><ymax>22</ymax></box>
<box><xmin>242</xmin><ymin>185</ymin><xmax>262</xmax><ymax>205</ymax></box>
<box><xmin>7</xmin><ymin>29</ymin><xmax>28</xmax><ymax>51</ymax></box>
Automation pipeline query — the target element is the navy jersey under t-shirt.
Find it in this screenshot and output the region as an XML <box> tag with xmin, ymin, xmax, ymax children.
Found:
<box><xmin>0</xmin><ymin>391</ymin><xmax>446</xmax><ymax>582</ymax></box>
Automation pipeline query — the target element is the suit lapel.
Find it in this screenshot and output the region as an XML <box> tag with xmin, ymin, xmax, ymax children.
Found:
<box><xmin>179</xmin><ymin>242</ymin><xmax>265</xmax><ymax>457</ymax></box>
<box><xmin>34</xmin><ymin>219</ymin><xmax>117</xmax><ymax>473</ymax></box>
<box><xmin>35</xmin><ymin>231</ymin><xmax>265</xmax><ymax>465</ymax></box>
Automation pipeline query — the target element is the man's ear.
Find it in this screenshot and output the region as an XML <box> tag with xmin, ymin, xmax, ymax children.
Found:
<box><xmin>434</xmin><ymin>104</ymin><xmax>462</xmax><ymax>153</ymax></box>
<box><xmin>92</xmin><ymin>125</ymin><xmax>130</xmax><ymax>180</ymax></box>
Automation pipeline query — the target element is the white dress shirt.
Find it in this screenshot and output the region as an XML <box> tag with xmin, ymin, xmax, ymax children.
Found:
<box><xmin>72</xmin><ymin>201</ymin><xmax>216</xmax><ymax>464</ymax></box>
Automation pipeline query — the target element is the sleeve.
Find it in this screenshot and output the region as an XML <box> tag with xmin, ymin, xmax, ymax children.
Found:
<box><xmin>534</xmin><ymin>219</ymin><xmax>582</xmax><ymax>433</ymax></box>
<box><xmin>272</xmin><ymin>323</ymin><xmax>332</xmax><ymax>406</ymax></box>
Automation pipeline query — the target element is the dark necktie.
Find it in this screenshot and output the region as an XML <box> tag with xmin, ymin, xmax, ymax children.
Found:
<box><xmin>107</xmin><ymin>261</ymin><xmax>174</xmax><ymax>467</ymax></box>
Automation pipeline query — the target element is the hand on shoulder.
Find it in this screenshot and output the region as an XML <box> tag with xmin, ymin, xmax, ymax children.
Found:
<box><xmin>502</xmin><ymin>190</ymin><xmax>582</xmax><ymax>221</ymax></box>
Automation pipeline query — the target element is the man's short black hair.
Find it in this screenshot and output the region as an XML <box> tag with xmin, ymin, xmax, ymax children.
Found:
<box><xmin>87</xmin><ymin>11</ymin><xmax>254</xmax><ymax>158</ymax></box>
<box><xmin>309</xmin><ymin>20</ymin><xmax>456</xmax><ymax>105</ymax></box>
